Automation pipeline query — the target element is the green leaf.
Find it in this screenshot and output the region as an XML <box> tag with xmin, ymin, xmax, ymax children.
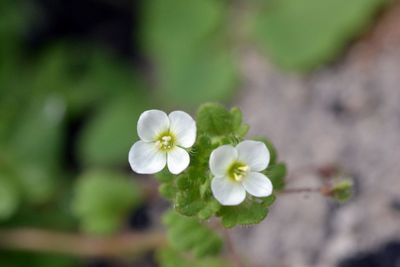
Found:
<box><xmin>78</xmin><ymin>91</ymin><xmax>150</xmax><ymax>167</ymax></box>
<box><xmin>159</xmin><ymin>47</ymin><xmax>237</xmax><ymax>105</ymax></box>
<box><xmin>218</xmin><ymin>195</ymin><xmax>276</xmax><ymax>228</ymax></box>
<box><xmin>264</xmin><ymin>163</ymin><xmax>287</xmax><ymax>191</ymax></box>
<box><xmin>155</xmin><ymin>169</ymin><xmax>176</xmax><ymax>183</ymax></box>
<box><xmin>254</xmin><ymin>0</ymin><xmax>385</xmax><ymax>70</ymax></box>
<box><xmin>3</xmin><ymin>197</ymin><xmax>77</xmax><ymax>230</ymax></box>
<box><xmin>8</xmin><ymin>97</ymin><xmax>65</xmax><ymax>171</ymax></box>
<box><xmin>157</xmin><ymin>247</ymin><xmax>228</xmax><ymax>267</ymax></box>
<box><xmin>0</xmin><ymin>175</ymin><xmax>19</xmax><ymax>221</ymax></box>
<box><xmin>71</xmin><ymin>170</ymin><xmax>141</xmax><ymax>235</ymax></box>
<box><xmin>156</xmin><ymin>135</ymin><xmax>221</xmax><ymax>220</ymax></box>
<box><xmin>197</xmin><ymin>200</ymin><xmax>220</xmax><ymax>220</ymax></box>
<box><xmin>330</xmin><ymin>179</ymin><xmax>353</xmax><ymax>202</ymax></box>
<box><xmin>159</xmin><ymin>183</ymin><xmax>177</xmax><ymax>200</ymax></box>
<box><xmin>27</xmin><ymin>45</ymin><xmax>143</xmax><ymax>115</ymax></box>
<box><xmin>65</xmin><ymin>50</ymin><xmax>145</xmax><ymax>114</ymax></box>
<box><xmin>0</xmin><ymin>156</ymin><xmax>56</xmax><ymax>206</ymax></box>
<box><xmin>163</xmin><ymin>210</ymin><xmax>223</xmax><ymax>258</ymax></box>
<box><xmin>142</xmin><ymin>0</ymin><xmax>237</xmax><ymax>105</ymax></box>
<box><xmin>142</xmin><ymin>0</ymin><xmax>223</xmax><ymax>61</ymax></box>
<box><xmin>173</xmin><ymin>136</ymin><xmax>220</xmax><ymax>219</ymax></box>
<box><xmin>16</xmin><ymin>165</ymin><xmax>56</xmax><ymax>205</ymax></box>
<box><xmin>2</xmin><ymin>98</ymin><xmax>65</xmax><ymax>205</ymax></box>
<box><xmin>197</xmin><ymin>103</ymin><xmax>235</xmax><ymax>137</ymax></box>
<box><xmin>174</xmin><ymin>171</ymin><xmax>220</xmax><ymax>219</ymax></box>
<box><xmin>156</xmin><ymin>170</ymin><xmax>177</xmax><ymax>200</ymax></box>
<box><xmin>230</xmin><ymin>107</ymin><xmax>249</xmax><ymax>138</ymax></box>
<box><xmin>197</xmin><ymin>103</ymin><xmax>250</xmax><ymax>140</ymax></box>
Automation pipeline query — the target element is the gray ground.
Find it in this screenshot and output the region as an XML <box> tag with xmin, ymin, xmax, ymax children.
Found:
<box><xmin>233</xmin><ymin>5</ymin><xmax>400</xmax><ymax>267</ymax></box>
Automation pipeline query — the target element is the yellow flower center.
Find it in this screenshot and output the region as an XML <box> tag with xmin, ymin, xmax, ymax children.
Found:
<box><xmin>227</xmin><ymin>162</ymin><xmax>249</xmax><ymax>182</ymax></box>
<box><xmin>155</xmin><ymin>131</ymin><xmax>176</xmax><ymax>152</ymax></box>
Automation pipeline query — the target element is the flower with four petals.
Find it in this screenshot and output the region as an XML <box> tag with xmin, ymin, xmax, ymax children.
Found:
<box><xmin>129</xmin><ymin>110</ymin><xmax>196</xmax><ymax>175</ymax></box>
<box><xmin>209</xmin><ymin>140</ymin><xmax>273</xmax><ymax>205</ymax></box>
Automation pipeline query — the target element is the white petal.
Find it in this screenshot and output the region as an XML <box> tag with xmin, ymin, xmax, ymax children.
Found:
<box><xmin>242</xmin><ymin>172</ymin><xmax>273</xmax><ymax>197</ymax></box>
<box><xmin>209</xmin><ymin>145</ymin><xmax>238</xmax><ymax>177</ymax></box>
<box><xmin>211</xmin><ymin>176</ymin><xmax>246</xmax><ymax>206</ymax></box>
<box><xmin>167</xmin><ymin>147</ymin><xmax>190</xmax><ymax>174</ymax></box>
<box><xmin>168</xmin><ymin>111</ymin><xmax>196</xmax><ymax>148</ymax></box>
<box><xmin>236</xmin><ymin>140</ymin><xmax>270</xmax><ymax>172</ymax></box>
<box><xmin>137</xmin><ymin>110</ymin><xmax>169</xmax><ymax>142</ymax></box>
<box><xmin>128</xmin><ymin>141</ymin><xmax>166</xmax><ymax>174</ymax></box>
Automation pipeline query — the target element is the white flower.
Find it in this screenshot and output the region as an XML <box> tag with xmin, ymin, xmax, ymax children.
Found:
<box><xmin>209</xmin><ymin>140</ymin><xmax>273</xmax><ymax>206</ymax></box>
<box><xmin>129</xmin><ymin>110</ymin><xmax>196</xmax><ymax>175</ymax></box>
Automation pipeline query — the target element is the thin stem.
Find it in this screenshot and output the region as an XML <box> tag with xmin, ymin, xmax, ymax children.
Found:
<box><xmin>0</xmin><ymin>228</ymin><xmax>166</xmax><ymax>257</ymax></box>
<box><xmin>280</xmin><ymin>187</ymin><xmax>322</xmax><ymax>194</ymax></box>
<box><xmin>285</xmin><ymin>164</ymin><xmax>338</xmax><ymax>184</ymax></box>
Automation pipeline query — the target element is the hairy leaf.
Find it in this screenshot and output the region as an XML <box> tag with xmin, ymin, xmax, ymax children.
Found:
<box><xmin>218</xmin><ymin>195</ymin><xmax>276</xmax><ymax>228</ymax></box>
<box><xmin>163</xmin><ymin>210</ymin><xmax>223</xmax><ymax>257</ymax></box>
<box><xmin>197</xmin><ymin>103</ymin><xmax>249</xmax><ymax>138</ymax></box>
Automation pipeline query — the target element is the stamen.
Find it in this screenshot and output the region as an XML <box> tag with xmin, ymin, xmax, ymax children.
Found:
<box><xmin>237</xmin><ymin>165</ymin><xmax>249</xmax><ymax>172</ymax></box>
<box><xmin>155</xmin><ymin>132</ymin><xmax>176</xmax><ymax>152</ymax></box>
<box><xmin>161</xmin><ymin>136</ymin><xmax>171</xmax><ymax>146</ymax></box>
<box><xmin>228</xmin><ymin>162</ymin><xmax>249</xmax><ymax>182</ymax></box>
<box><xmin>233</xmin><ymin>173</ymin><xmax>242</xmax><ymax>182</ymax></box>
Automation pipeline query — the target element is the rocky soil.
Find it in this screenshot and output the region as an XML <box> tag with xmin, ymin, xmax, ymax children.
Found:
<box><xmin>233</xmin><ymin>4</ymin><xmax>400</xmax><ymax>267</ymax></box>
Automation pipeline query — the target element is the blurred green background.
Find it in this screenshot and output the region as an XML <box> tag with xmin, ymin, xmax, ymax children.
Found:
<box><xmin>0</xmin><ymin>0</ymin><xmax>387</xmax><ymax>266</ymax></box>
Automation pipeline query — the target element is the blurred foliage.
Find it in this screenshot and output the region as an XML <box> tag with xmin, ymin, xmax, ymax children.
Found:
<box><xmin>0</xmin><ymin>0</ymin><xmax>382</xmax><ymax>265</ymax></box>
<box><xmin>0</xmin><ymin>251</ymin><xmax>78</xmax><ymax>267</ymax></box>
<box><xmin>157</xmin><ymin>247</ymin><xmax>228</xmax><ymax>267</ymax></box>
<box><xmin>330</xmin><ymin>179</ymin><xmax>353</xmax><ymax>202</ymax></box>
<box><xmin>254</xmin><ymin>0</ymin><xmax>386</xmax><ymax>70</ymax></box>
<box><xmin>141</xmin><ymin>0</ymin><xmax>237</xmax><ymax>105</ymax></box>
<box><xmin>0</xmin><ymin>1</ymin><xmax>151</xmax><ymax>265</ymax></box>
<box><xmin>71</xmin><ymin>170</ymin><xmax>141</xmax><ymax>235</ymax></box>
<box><xmin>0</xmin><ymin>174</ymin><xmax>19</xmax><ymax>220</ymax></box>
<box><xmin>78</xmin><ymin>89</ymin><xmax>150</xmax><ymax>167</ymax></box>
<box><xmin>163</xmin><ymin>210</ymin><xmax>223</xmax><ymax>258</ymax></box>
